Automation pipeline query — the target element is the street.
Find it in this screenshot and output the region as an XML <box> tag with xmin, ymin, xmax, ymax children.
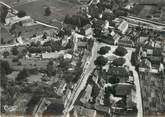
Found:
<box><xmin>64</xmin><ymin>42</ymin><xmax>98</xmax><ymax>114</ymax></box>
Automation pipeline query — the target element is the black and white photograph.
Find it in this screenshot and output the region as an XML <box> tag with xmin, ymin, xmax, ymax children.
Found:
<box><xmin>0</xmin><ymin>0</ymin><xmax>165</xmax><ymax>117</ymax></box>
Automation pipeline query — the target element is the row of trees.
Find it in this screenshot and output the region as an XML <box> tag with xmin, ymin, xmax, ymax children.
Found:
<box><xmin>64</xmin><ymin>14</ymin><xmax>90</xmax><ymax>27</ymax></box>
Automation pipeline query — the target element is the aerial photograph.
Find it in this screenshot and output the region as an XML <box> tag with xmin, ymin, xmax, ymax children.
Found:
<box><xmin>0</xmin><ymin>0</ymin><xmax>165</xmax><ymax>117</ymax></box>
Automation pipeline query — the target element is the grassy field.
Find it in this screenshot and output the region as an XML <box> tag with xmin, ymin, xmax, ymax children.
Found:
<box><xmin>0</xmin><ymin>26</ymin><xmax>15</xmax><ymax>45</ymax></box>
<box><xmin>12</xmin><ymin>0</ymin><xmax>81</xmax><ymax>26</ymax></box>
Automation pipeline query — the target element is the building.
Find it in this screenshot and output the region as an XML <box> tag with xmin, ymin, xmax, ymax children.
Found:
<box><xmin>73</xmin><ymin>105</ymin><xmax>97</xmax><ymax>117</ymax></box>
<box><xmin>52</xmin><ymin>79</ymin><xmax>67</xmax><ymax>96</ymax></box>
<box><xmin>118</xmin><ymin>21</ymin><xmax>129</xmax><ymax>34</ymax></box>
<box><xmin>5</xmin><ymin>12</ymin><xmax>33</xmax><ymax>26</ymax></box>
<box><xmin>77</xmin><ymin>41</ymin><xmax>88</xmax><ymax>48</ymax></box>
<box><xmin>80</xmin><ymin>84</ymin><xmax>93</xmax><ymax>104</ymax></box>
<box><xmin>107</xmin><ymin>67</ymin><xmax>130</xmax><ymax>83</ymax></box>
<box><xmin>114</xmin><ymin>83</ymin><xmax>135</xmax><ymax>97</ymax></box>
<box><xmin>118</xmin><ymin>39</ymin><xmax>134</xmax><ymax>47</ymax></box>
<box><xmin>41</xmin><ymin>52</ymin><xmax>63</xmax><ymax>59</ymax></box>
<box><xmin>82</xmin><ymin>24</ymin><xmax>93</xmax><ymax>37</ymax></box>
<box><xmin>34</xmin><ymin>98</ymin><xmax>65</xmax><ymax>117</ymax></box>
<box><xmin>94</xmin><ymin>104</ymin><xmax>111</xmax><ymax>115</ymax></box>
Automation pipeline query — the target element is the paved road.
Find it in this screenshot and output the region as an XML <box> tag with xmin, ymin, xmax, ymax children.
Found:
<box><xmin>64</xmin><ymin>42</ymin><xmax>98</xmax><ymax>115</ymax></box>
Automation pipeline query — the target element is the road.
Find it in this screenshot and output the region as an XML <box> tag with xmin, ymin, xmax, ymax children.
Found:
<box><xmin>64</xmin><ymin>42</ymin><xmax>98</xmax><ymax>115</ymax></box>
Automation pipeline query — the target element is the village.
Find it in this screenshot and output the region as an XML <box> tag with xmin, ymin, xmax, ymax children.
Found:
<box><xmin>0</xmin><ymin>0</ymin><xmax>165</xmax><ymax>117</ymax></box>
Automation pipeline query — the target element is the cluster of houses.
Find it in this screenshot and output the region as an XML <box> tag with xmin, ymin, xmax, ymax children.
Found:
<box><xmin>1</xmin><ymin>0</ymin><xmax>165</xmax><ymax>116</ymax></box>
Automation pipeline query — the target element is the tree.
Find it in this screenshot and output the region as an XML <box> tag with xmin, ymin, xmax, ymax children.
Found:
<box><xmin>17</xmin><ymin>10</ymin><xmax>26</xmax><ymax>18</ymax></box>
<box><xmin>114</xmin><ymin>9</ymin><xmax>128</xmax><ymax>17</ymax></box>
<box><xmin>64</xmin><ymin>14</ymin><xmax>71</xmax><ymax>24</ymax></box>
<box><xmin>21</xmin><ymin>48</ymin><xmax>28</xmax><ymax>56</ymax></box>
<box><xmin>102</xmin><ymin>12</ymin><xmax>115</xmax><ymax>21</ymax></box>
<box><xmin>0</xmin><ymin>67</ymin><xmax>8</xmax><ymax>89</ymax></box>
<box><xmin>16</xmin><ymin>68</ymin><xmax>29</xmax><ymax>82</ymax></box>
<box><xmin>108</xmin><ymin>75</ymin><xmax>120</xmax><ymax>84</ymax></box>
<box><xmin>0</xmin><ymin>5</ymin><xmax>8</xmax><ymax>24</ymax></box>
<box><xmin>65</xmin><ymin>39</ymin><xmax>74</xmax><ymax>49</ymax></box>
<box><xmin>47</xmin><ymin>60</ymin><xmax>56</xmax><ymax>77</ymax></box>
<box><xmin>11</xmin><ymin>46</ymin><xmax>19</xmax><ymax>55</ymax></box>
<box><xmin>94</xmin><ymin>56</ymin><xmax>108</xmax><ymax>67</ymax></box>
<box><xmin>88</xmin><ymin>5</ymin><xmax>101</xmax><ymax>19</ymax></box>
<box><xmin>112</xmin><ymin>57</ymin><xmax>126</xmax><ymax>66</ymax></box>
<box><xmin>44</xmin><ymin>7</ymin><xmax>51</xmax><ymax>16</ymax></box>
<box><xmin>98</xmin><ymin>46</ymin><xmax>111</xmax><ymax>55</ymax></box>
<box><xmin>64</xmin><ymin>14</ymin><xmax>89</xmax><ymax>27</ymax></box>
<box><xmin>0</xmin><ymin>60</ymin><xmax>12</xmax><ymax>75</ymax></box>
<box><xmin>3</xmin><ymin>51</ymin><xmax>9</xmax><ymax>58</ymax></box>
<box><xmin>114</xmin><ymin>46</ymin><xmax>128</xmax><ymax>56</ymax></box>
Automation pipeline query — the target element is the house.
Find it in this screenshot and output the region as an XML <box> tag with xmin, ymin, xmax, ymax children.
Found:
<box><xmin>73</xmin><ymin>105</ymin><xmax>97</xmax><ymax>117</ymax></box>
<box><xmin>34</xmin><ymin>98</ymin><xmax>65</xmax><ymax>117</ymax></box>
<box><xmin>82</xmin><ymin>24</ymin><xmax>93</xmax><ymax>37</ymax></box>
<box><xmin>19</xmin><ymin>59</ymin><xmax>49</xmax><ymax>70</ymax></box>
<box><xmin>41</xmin><ymin>52</ymin><xmax>61</xmax><ymax>59</ymax></box>
<box><xmin>20</xmin><ymin>18</ymin><xmax>36</xmax><ymax>27</ymax></box>
<box><xmin>80</xmin><ymin>84</ymin><xmax>93</xmax><ymax>104</ymax></box>
<box><xmin>118</xmin><ymin>21</ymin><xmax>129</xmax><ymax>34</ymax></box>
<box><xmin>52</xmin><ymin>79</ymin><xmax>67</xmax><ymax>96</ymax></box>
<box><xmin>114</xmin><ymin>83</ymin><xmax>135</xmax><ymax>97</ymax></box>
<box><xmin>145</xmin><ymin>48</ymin><xmax>163</xmax><ymax>68</ymax></box>
<box><xmin>110</xmin><ymin>83</ymin><xmax>137</xmax><ymax>114</ymax></box>
<box><xmin>5</xmin><ymin>12</ymin><xmax>16</xmax><ymax>25</ymax></box>
<box><xmin>64</xmin><ymin>54</ymin><xmax>72</xmax><ymax>60</ymax></box>
<box><xmin>94</xmin><ymin>104</ymin><xmax>111</xmax><ymax>115</ymax></box>
<box><xmin>5</xmin><ymin>12</ymin><xmax>33</xmax><ymax>26</ymax></box>
<box><xmin>107</xmin><ymin>67</ymin><xmax>130</xmax><ymax>83</ymax></box>
<box><xmin>118</xmin><ymin>39</ymin><xmax>134</xmax><ymax>47</ymax></box>
<box><xmin>7</xmin><ymin>71</ymin><xmax>19</xmax><ymax>82</ymax></box>
<box><xmin>113</xmin><ymin>33</ymin><xmax>121</xmax><ymax>45</ymax></box>
<box><xmin>77</xmin><ymin>41</ymin><xmax>88</xmax><ymax>48</ymax></box>
<box><xmin>97</xmin><ymin>37</ymin><xmax>114</xmax><ymax>45</ymax></box>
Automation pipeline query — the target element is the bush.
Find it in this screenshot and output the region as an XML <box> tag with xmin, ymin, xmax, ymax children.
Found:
<box><xmin>17</xmin><ymin>11</ymin><xmax>26</xmax><ymax>18</ymax></box>
<box><xmin>114</xmin><ymin>46</ymin><xmax>128</xmax><ymax>56</ymax></box>
<box><xmin>112</xmin><ymin>57</ymin><xmax>126</xmax><ymax>66</ymax></box>
<box><xmin>98</xmin><ymin>46</ymin><xmax>111</xmax><ymax>55</ymax></box>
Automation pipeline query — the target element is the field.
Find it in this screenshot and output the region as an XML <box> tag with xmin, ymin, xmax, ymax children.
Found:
<box><xmin>0</xmin><ymin>26</ymin><xmax>15</xmax><ymax>45</ymax></box>
<box><xmin>139</xmin><ymin>73</ymin><xmax>165</xmax><ymax>116</ymax></box>
<box><xmin>132</xmin><ymin>4</ymin><xmax>157</xmax><ymax>18</ymax></box>
<box><xmin>8</xmin><ymin>0</ymin><xmax>81</xmax><ymax>27</ymax></box>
